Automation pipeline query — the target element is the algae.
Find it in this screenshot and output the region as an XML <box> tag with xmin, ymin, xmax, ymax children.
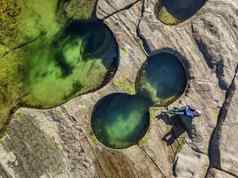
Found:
<box><xmin>0</xmin><ymin>0</ymin><xmax>118</xmax><ymax>131</ymax></box>
<box><xmin>155</xmin><ymin>0</ymin><xmax>206</xmax><ymax>25</ymax></box>
<box><xmin>91</xmin><ymin>93</ymin><xmax>151</xmax><ymax>149</ymax></box>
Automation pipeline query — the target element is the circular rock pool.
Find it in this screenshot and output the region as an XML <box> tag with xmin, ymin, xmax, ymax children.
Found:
<box><xmin>155</xmin><ymin>0</ymin><xmax>206</xmax><ymax>25</ymax></box>
<box><xmin>136</xmin><ymin>52</ymin><xmax>187</xmax><ymax>106</ymax></box>
<box><xmin>91</xmin><ymin>93</ymin><xmax>151</xmax><ymax>149</ymax></box>
<box><xmin>21</xmin><ymin>20</ymin><xmax>119</xmax><ymax>108</ymax></box>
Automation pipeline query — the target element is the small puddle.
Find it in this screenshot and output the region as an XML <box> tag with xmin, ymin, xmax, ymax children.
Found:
<box><xmin>21</xmin><ymin>20</ymin><xmax>119</xmax><ymax>108</ymax></box>
<box><xmin>136</xmin><ymin>52</ymin><xmax>187</xmax><ymax>106</ymax></box>
<box><xmin>155</xmin><ymin>0</ymin><xmax>206</xmax><ymax>25</ymax></box>
<box><xmin>91</xmin><ymin>93</ymin><xmax>151</xmax><ymax>149</ymax></box>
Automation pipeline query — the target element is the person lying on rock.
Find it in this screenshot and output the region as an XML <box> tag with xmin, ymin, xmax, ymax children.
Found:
<box><xmin>157</xmin><ymin>105</ymin><xmax>201</xmax><ymax>145</ymax></box>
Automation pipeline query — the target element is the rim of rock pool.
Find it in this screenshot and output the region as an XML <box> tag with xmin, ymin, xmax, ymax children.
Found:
<box><xmin>154</xmin><ymin>0</ymin><xmax>207</xmax><ymax>25</ymax></box>
<box><xmin>19</xmin><ymin>20</ymin><xmax>120</xmax><ymax>110</ymax></box>
<box><xmin>135</xmin><ymin>50</ymin><xmax>189</xmax><ymax>107</ymax></box>
<box><xmin>91</xmin><ymin>93</ymin><xmax>151</xmax><ymax>149</ymax></box>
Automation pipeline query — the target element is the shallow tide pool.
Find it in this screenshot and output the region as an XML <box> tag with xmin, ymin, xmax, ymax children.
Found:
<box><xmin>91</xmin><ymin>93</ymin><xmax>151</xmax><ymax>149</ymax></box>
<box><xmin>136</xmin><ymin>52</ymin><xmax>187</xmax><ymax>106</ymax></box>
<box><xmin>21</xmin><ymin>21</ymin><xmax>119</xmax><ymax>108</ymax></box>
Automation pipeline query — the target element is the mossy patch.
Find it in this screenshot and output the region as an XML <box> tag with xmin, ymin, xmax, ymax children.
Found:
<box><xmin>157</xmin><ymin>6</ymin><xmax>179</xmax><ymax>25</ymax></box>
<box><xmin>64</xmin><ymin>0</ymin><xmax>97</xmax><ymax>20</ymax></box>
<box><xmin>0</xmin><ymin>0</ymin><xmax>117</xmax><ymax>132</ymax></box>
<box><xmin>21</xmin><ymin>21</ymin><xmax>119</xmax><ymax>108</ymax></box>
<box><xmin>0</xmin><ymin>0</ymin><xmax>65</xmax><ymax>131</ymax></box>
<box><xmin>113</xmin><ymin>79</ymin><xmax>135</xmax><ymax>95</ymax></box>
<box><xmin>0</xmin><ymin>51</ymin><xmax>23</xmax><ymax>132</ymax></box>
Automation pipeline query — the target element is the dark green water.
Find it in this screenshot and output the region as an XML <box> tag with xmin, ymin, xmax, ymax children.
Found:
<box><xmin>91</xmin><ymin>93</ymin><xmax>151</xmax><ymax>149</ymax></box>
<box><xmin>137</xmin><ymin>52</ymin><xmax>187</xmax><ymax>106</ymax></box>
<box><xmin>21</xmin><ymin>20</ymin><xmax>119</xmax><ymax>108</ymax></box>
<box><xmin>163</xmin><ymin>0</ymin><xmax>206</xmax><ymax>20</ymax></box>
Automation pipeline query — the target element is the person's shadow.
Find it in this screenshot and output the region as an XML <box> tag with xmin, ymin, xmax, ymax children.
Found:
<box><xmin>157</xmin><ymin>113</ymin><xmax>194</xmax><ymax>145</ymax></box>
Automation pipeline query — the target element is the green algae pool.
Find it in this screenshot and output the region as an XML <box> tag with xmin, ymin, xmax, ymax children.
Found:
<box><xmin>91</xmin><ymin>93</ymin><xmax>151</xmax><ymax>149</ymax></box>
<box><xmin>0</xmin><ymin>0</ymin><xmax>109</xmax><ymax>132</ymax></box>
<box><xmin>21</xmin><ymin>20</ymin><xmax>119</xmax><ymax>108</ymax></box>
<box><xmin>136</xmin><ymin>52</ymin><xmax>187</xmax><ymax>106</ymax></box>
<box><xmin>155</xmin><ymin>0</ymin><xmax>206</xmax><ymax>25</ymax></box>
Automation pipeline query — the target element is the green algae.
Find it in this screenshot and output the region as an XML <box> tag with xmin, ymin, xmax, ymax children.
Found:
<box><xmin>113</xmin><ymin>79</ymin><xmax>135</xmax><ymax>95</ymax></box>
<box><xmin>155</xmin><ymin>0</ymin><xmax>206</xmax><ymax>25</ymax></box>
<box><xmin>21</xmin><ymin>21</ymin><xmax>119</xmax><ymax>108</ymax></box>
<box><xmin>17</xmin><ymin>0</ymin><xmax>63</xmax><ymax>40</ymax></box>
<box><xmin>0</xmin><ymin>0</ymin><xmax>64</xmax><ymax>49</ymax></box>
<box><xmin>0</xmin><ymin>51</ymin><xmax>23</xmax><ymax>131</ymax></box>
<box><xmin>64</xmin><ymin>0</ymin><xmax>97</xmax><ymax>20</ymax></box>
<box><xmin>91</xmin><ymin>93</ymin><xmax>151</xmax><ymax>149</ymax></box>
<box><xmin>136</xmin><ymin>52</ymin><xmax>187</xmax><ymax>106</ymax></box>
<box><xmin>155</xmin><ymin>6</ymin><xmax>179</xmax><ymax>26</ymax></box>
<box><xmin>0</xmin><ymin>20</ymin><xmax>119</xmax><ymax>110</ymax></box>
<box><xmin>0</xmin><ymin>0</ymin><xmax>118</xmax><ymax>131</ymax></box>
<box><xmin>0</xmin><ymin>0</ymin><xmax>65</xmax><ymax>130</ymax></box>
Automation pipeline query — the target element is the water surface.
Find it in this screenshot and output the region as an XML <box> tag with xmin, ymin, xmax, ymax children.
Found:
<box><xmin>155</xmin><ymin>0</ymin><xmax>206</xmax><ymax>25</ymax></box>
<box><xmin>136</xmin><ymin>52</ymin><xmax>187</xmax><ymax>106</ymax></box>
<box><xmin>21</xmin><ymin>20</ymin><xmax>119</xmax><ymax>108</ymax></box>
<box><xmin>91</xmin><ymin>93</ymin><xmax>151</xmax><ymax>149</ymax></box>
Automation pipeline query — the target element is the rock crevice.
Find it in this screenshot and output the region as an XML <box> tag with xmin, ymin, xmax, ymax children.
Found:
<box><xmin>207</xmin><ymin>64</ymin><xmax>238</xmax><ymax>176</ymax></box>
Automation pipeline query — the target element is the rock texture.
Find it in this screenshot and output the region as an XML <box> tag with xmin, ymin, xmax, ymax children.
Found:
<box><xmin>1</xmin><ymin>0</ymin><xmax>238</xmax><ymax>177</ymax></box>
<box><xmin>174</xmin><ymin>145</ymin><xmax>209</xmax><ymax>178</ymax></box>
<box><xmin>206</xmin><ymin>168</ymin><xmax>237</xmax><ymax>178</ymax></box>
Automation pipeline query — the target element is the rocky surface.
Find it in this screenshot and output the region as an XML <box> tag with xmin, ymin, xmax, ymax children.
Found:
<box><xmin>0</xmin><ymin>0</ymin><xmax>238</xmax><ymax>177</ymax></box>
<box><xmin>206</xmin><ymin>168</ymin><xmax>237</xmax><ymax>178</ymax></box>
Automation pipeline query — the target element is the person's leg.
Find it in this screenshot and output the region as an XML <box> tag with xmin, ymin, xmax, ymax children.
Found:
<box><xmin>179</xmin><ymin>115</ymin><xmax>193</xmax><ymax>137</ymax></box>
<box><xmin>163</xmin><ymin>118</ymin><xmax>186</xmax><ymax>145</ymax></box>
<box><xmin>173</xmin><ymin>121</ymin><xmax>186</xmax><ymax>140</ymax></box>
<box><xmin>162</xmin><ymin>128</ymin><xmax>178</xmax><ymax>145</ymax></box>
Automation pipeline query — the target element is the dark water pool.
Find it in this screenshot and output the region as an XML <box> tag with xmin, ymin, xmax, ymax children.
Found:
<box><xmin>155</xmin><ymin>0</ymin><xmax>206</xmax><ymax>25</ymax></box>
<box><xmin>136</xmin><ymin>52</ymin><xmax>187</xmax><ymax>106</ymax></box>
<box><xmin>21</xmin><ymin>20</ymin><xmax>119</xmax><ymax>108</ymax></box>
<box><xmin>91</xmin><ymin>93</ymin><xmax>151</xmax><ymax>149</ymax></box>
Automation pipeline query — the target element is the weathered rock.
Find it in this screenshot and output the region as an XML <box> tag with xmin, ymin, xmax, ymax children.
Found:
<box><xmin>174</xmin><ymin>144</ymin><xmax>209</xmax><ymax>178</ymax></box>
<box><xmin>206</xmin><ymin>168</ymin><xmax>237</xmax><ymax>178</ymax></box>
<box><xmin>0</xmin><ymin>0</ymin><xmax>238</xmax><ymax>177</ymax></box>
<box><xmin>209</xmin><ymin>72</ymin><xmax>238</xmax><ymax>176</ymax></box>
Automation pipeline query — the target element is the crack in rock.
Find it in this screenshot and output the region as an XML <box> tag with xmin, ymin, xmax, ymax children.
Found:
<box><xmin>207</xmin><ymin>64</ymin><xmax>238</xmax><ymax>174</ymax></box>
<box><xmin>138</xmin><ymin>145</ymin><xmax>167</xmax><ymax>178</ymax></box>
<box><xmin>136</xmin><ymin>0</ymin><xmax>152</xmax><ymax>56</ymax></box>
<box><xmin>101</xmin><ymin>0</ymin><xmax>141</xmax><ymax>21</ymax></box>
<box><xmin>191</xmin><ymin>24</ymin><xmax>229</xmax><ymax>91</ymax></box>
